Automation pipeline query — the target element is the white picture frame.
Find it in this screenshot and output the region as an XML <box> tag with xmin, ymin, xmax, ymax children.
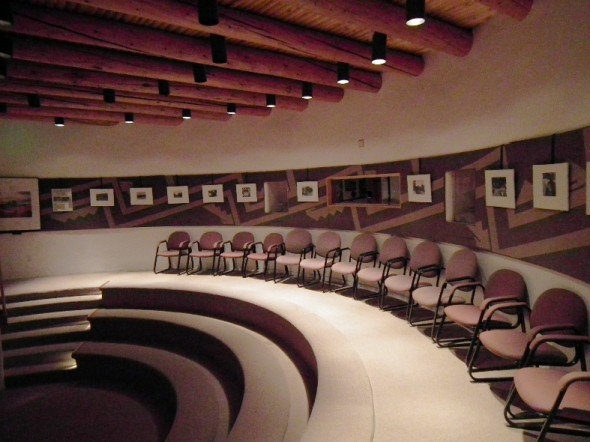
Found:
<box><xmin>407</xmin><ymin>174</ymin><xmax>432</xmax><ymax>203</ymax></box>
<box><xmin>51</xmin><ymin>188</ymin><xmax>73</xmax><ymax>212</ymax></box>
<box><xmin>203</xmin><ymin>184</ymin><xmax>224</xmax><ymax>203</ymax></box>
<box><xmin>90</xmin><ymin>188</ymin><xmax>115</xmax><ymax>207</ymax></box>
<box><xmin>297</xmin><ymin>181</ymin><xmax>319</xmax><ymax>202</ymax></box>
<box><xmin>0</xmin><ymin>178</ymin><xmax>41</xmax><ymax>231</ymax></box>
<box><xmin>236</xmin><ymin>183</ymin><xmax>257</xmax><ymax>203</ymax></box>
<box><xmin>485</xmin><ymin>169</ymin><xmax>516</xmax><ymax>209</ymax></box>
<box><xmin>167</xmin><ymin>186</ymin><xmax>189</xmax><ymax>204</ymax></box>
<box><xmin>533</xmin><ymin>163</ymin><xmax>569</xmax><ymax>211</ymax></box>
<box><xmin>130</xmin><ymin>187</ymin><xmax>154</xmax><ymax>206</ymax></box>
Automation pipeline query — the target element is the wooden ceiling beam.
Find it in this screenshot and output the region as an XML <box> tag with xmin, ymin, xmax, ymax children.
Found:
<box><xmin>0</xmin><ymin>114</ymin><xmax>119</xmax><ymax>126</ymax></box>
<box><xmin>477</xmin><ymin>0</ymin><xmax>533</xmax><ymax>21</ymax></box>
<box><xmin>55</xmin><ymin>0</ymin><xmax>424</xmax><ymax>76</ymax></box>
<box><xmin>5</xmin><ymin>61</ymin><xmax>309</xmax><ymax>112</ymax></box>
<box><xmin>10</xmin><ymin>3</ymin><xmax>382</xmax><ymax>92</ymax></box>
<box><xmin>9</xmin><ymin>37</ymin><xmax>345</xmax><ymax>103</ymax></box>
<box><xmin>281</xmin><ymin>0</ymin><xmax>473</xmax><ymax>57</ymax></box>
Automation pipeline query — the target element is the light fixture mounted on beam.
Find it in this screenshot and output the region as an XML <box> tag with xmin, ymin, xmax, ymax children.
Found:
<box><xmin>158</xmin><ymin>79</ymin><xmax>170</xmax><ymax>96</ymax></box>
<box><xmin>371</xmin><ymin>32</ymin><xmax>387</xmax><ymax>65</ymax></box>
<box><xmin>406</xmin><ymin>0</ymin><xmax>426</xmax><ymax>27</ymax></box>
<box><xmin>337</xmin><ymin>62</ymin><xmax>350</xmax><ymax>85</ymax></box>
<box><xmin>302</xmin><ymin>82</ymin><xmax>313</xmax><ymax>100</ymax></box>
<box><xmin>103</xmin><ymin>89</ymin><xmax>116</xmax><ymax>103</ymax></box>
<box><xmin>210</xmin><ymin>35</ymin><xmax>227</xmax><ymax>64</ymax></box>
<box><xmin>54</xmin><ymin>117</ymin><xmax>65</xmax><ymax>127</ymax></box>
<box><xmin>266</xmin><ymin>94</ymin><xmax>276</xmax><ymax>108</ymax></box>
<box><xmin>0</xmin><ymin>4</ymin><xmax>13</xmax><ymax>27</ymax></box>
<box><xmin>182</xmin><ymin>109</ymin><xmax>192</xmax><ymax>120</ymax></box>
<box><xmin>0</xmin><ymin>34</ymin><xmax>13</xmax><ymax>59</ymax></box>
<box><xmin>227</xmin><ymin>103</ymin><xmax>237</xmax><ymax>115</ymax></box>
<box><xmin>125</xmin><ymin>112</ymin><xmax>134</xmax><ymax>124</ymax></box>
<box><xmin>27</xmin><ymin>94</ymin><xmax>41</xmax><ymax>108</ymax></box>
<box><xmin>198</xmin><ymin>0</ymin><xmax>219</xmax><ymax>26</ymax></box>
<box><xmin>193</xmin><ymin>64</ymin><xmax>207</xmax><ymax>83</ymax></box>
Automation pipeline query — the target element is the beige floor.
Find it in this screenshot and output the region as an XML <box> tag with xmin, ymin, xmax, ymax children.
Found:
<box><xmin>2</xmin><ymin>271</ymin><xmax>581</xmax><ymax>442</ymax></box>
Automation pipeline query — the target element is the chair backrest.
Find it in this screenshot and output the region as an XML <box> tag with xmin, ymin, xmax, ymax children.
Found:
<box><xmin>199</xmin><ymin>231</ymin><xmax>223</xmax><ymax>250</ymax></box>
<box><xmin>315</xmin><ymin>231</ymin><xmax>341</xmax><ymax>258</ymax></box>
<box><xmin>379</xmin><ymin>236</ymin><xmax>408</xmax><ymax>269</ymax></box>
<box><xmin>530</xmin><ymin>288</ymin><xmax>588</xmax><ymax>335</ymax></box>
<box><xmin>409</xmin><ymin>241</ymin><xmax>441</xmax><ymax>276</ymax></box>
<box><xmin>444</xmin><ymin>248</ymin><xmax>478</xmax><ymax>281</ymax></box>
<box><xmin>230</xmin><ymin>231</ymin><xmax>255</xmax><ymax>251</ymax></box>
<box><xmin>262</xmin><ymin>233</ymin><xmax>284</xmax><ymax>252</ymax></box>
<box><xmin>484</xmin><ymin>269</ymin><xmax>527</xmax><ymax>301</ymax></box>
<box><xmin>284</xmin><ymin>229</ymin><xmax>313</xmax><ymax>254</ymax></box>
<box><xmin>350</xmin><ymin>233</ymin><xmax>378</xmax><ymax>262</ymax></box>
<box><xmin>168</xmin><ymin>231</ymin><xmax>190</xmax><ymax>250</ymax></box>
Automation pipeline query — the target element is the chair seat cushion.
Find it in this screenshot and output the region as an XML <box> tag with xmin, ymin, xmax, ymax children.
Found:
<box><xmin>514</xmin><ymin>367</ymin><xmax>590</xmax><ymax>415</ymax></box>
<box><xmin>190</xmin><ymin>250</ymin><xmax>215</xmax><ymax>258</ymax></box>
<box><xmin>247</xmin><ymin>252</ymin><xmax>272</xmax><ymax>261</ymax></box>
<box><xmin>444</xmin><ymin>304</ymin><xmax>512</xmax><ymax>328</ymax></box>
<box><xmin>221</xmin><ymin>251</ymin><xmax>245</xmax><ymax>259</ymax></box>
<box><xmin>479</xmin><ymin>330</ymin><xmax>568</xmax><ymax>364</ymax></box>
<box><xmin>331</xmin><ymin>262</ymin><xmax>356</xmax><ymax>276</ymax></box>
<box><xmin>158</xmin><ymin>250</ymin><xmax>183</xmax><ymax>257</ymax></box>
<box><xmin>384</xmin><ymin>274</ymin><xmax>413</xmax><ymax>293</ymax></box>
<box><xmin>300</xmin><ymin>258</ymin><xmax>329</xmax><ymax>271</ymax></box>
<box><xmin>412</xmin><ymin>286</ymin><xmax>467</xmax><ymax>309</ymax></box>
<box><xmin>276</xmin><ymin>255</ymin><xmax>300</xmax><ymax>266</ymax></box>
<box><xmin>356</xmin><ymin>267</ymin><xmax>383</xmax><ymax>283</ymax></box>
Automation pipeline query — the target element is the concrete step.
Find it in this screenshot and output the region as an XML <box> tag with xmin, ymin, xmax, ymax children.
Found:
<box><xmin>3</xmin><ymin>342</ymin><xmax>83</xmax><ymax>369</ymax></box>
<box><xmin>4</xmin><ymin>360</ymin><xmax>78</xmax><ymax>378</ymax></box>
<box><xmin>6</xmin><ymin>288</ymin><xmax>102</xmax><ymax>304</ymax></box>
<box><xmin>1</xmin><ymin>323</ymin><xmax>91</xmax><ymax>350</ymax></box>
<box><xmin>6</xmin><ymin>295</ymin><xmax>102</xmax><ymax>317</ymax></box>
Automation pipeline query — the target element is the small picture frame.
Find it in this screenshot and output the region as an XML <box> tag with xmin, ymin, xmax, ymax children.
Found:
<box><xmin>130</xmin><ymin>187</ymin><xmax>153</xmax><ymax>206</ymax></box>
<box><xmin>533</xmin><ymin>163</ymin><xmax>569</xmax><ymax>211</ymax></box>
<box><xmin>236</xmin><ymin>183</ymin><xmax>257</xmax><ymax>203</ymax></box>
<box><xmin>407</xmin><ymin>174</ymin><xmax>432</xmax><ymax>203</ymax></box>
<box><xmin>167</xmin><ymin>186</ymin><xmax>189</xmax><ymax>204</ymax></box>
<box><xmin>297</xmin><ymin>181</ymin><xmax>319</xmax><ymax>202</ymax></box>
<box><xmin>203</xmin><ymin>184</ymin><xmax>224</xmax><ymax>203</ymax></box>
<box><xmin>0</xmin><ymin>178</ymin><xmax>41</xmax><ymax>231</ymax></box>
<box><xmin>90</xmin><ymin>188</ymin><xmax>115</xmax><ymax>207</ymax></box>
<box><xmin>51</xmin><ymin>188</ymin><xmax>73</xmax><ymax>212</ymax></box>
<box><xmin>485</xmin><ymin>169</ymin><xmax>516</xmax><ymax>209</ymax></box>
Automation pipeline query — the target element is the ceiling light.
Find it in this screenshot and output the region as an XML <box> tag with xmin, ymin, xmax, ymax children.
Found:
<box><xmin>125</xmin><ymin>112</ymin><xmax>135</xmax><ymax>124</ymax></box>
<box><xmin>337</xmin><ymin>62</ymin><xmax>350</xmax><ymax>85</ymax></box>
<box><xmin>0</xmin><ymin>4</ymin><xmax>13</xmax><ymax>27</ymax></box>
<box><xmin>182</xmin><ymin>109</ymin><xmax>192</xmax><ymax>119</ymax></box>
<box><xmin>158</xmin><ymin>79</ymin><xmax>170</xmax><ymax>96</ymax></box>
<box><xmin>193</xmin><ymin>64</ymin><xmax>207</xmax><ymax>83</ymax></box>
<box><xmin>227</xmin><ymin>103</ymin><xmax>236</xmax><ymax>115</ymax></box>
<box><xmin>371</xmin><ymin>32</ymin><xmax>387</xmax><ymax>65</ymax></box>
<box><xmin>198</xmin><ymin>0</ymin><xmax>219</xmax><ymax>26</ymax></box>
<box><xmin>103</xmin><ymin>89</ymin><xmax>116</xmax><ymax>103</ymax></box>
<box><xmin>302</xmin><ymin>82</ymin><xmax>313</xmax><ymax>100</ymax></box>
<box><xmin>266</xmin><ymin>94</ymin><xmax>276</xmax><ymax>108</ymax></box>
<box><xmin>54</xmin><ymin>117</ymin><xmax>65</xmax><ymax>127</ymax></box>
<box><xmin>210</xmin><ymin>34</ymin><xmax>227</xmax><ymax>64</ymax></box>
<box><xmin>406</xmin><ymin>0</ymin><xmax>426</xmax><ymax>27</ymax></box>
<box><xmin>27</xmin><ymin>94</ymin><xmax>41</xmax><ymax>108</ymax></box>
<box><xmin>0</xmin><ymin>35</ymin><xmax>13</xmax><ymax>59</ymax></box>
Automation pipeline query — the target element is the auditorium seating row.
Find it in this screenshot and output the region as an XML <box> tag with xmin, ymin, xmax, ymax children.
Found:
<box><xmin>154</xmin><ymin>228</ymin><xmax>590</xmax><ymax>442</ymax></box>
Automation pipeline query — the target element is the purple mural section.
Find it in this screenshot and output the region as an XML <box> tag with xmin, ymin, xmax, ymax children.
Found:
<box><xmin>38</xmin><ymin>128</ymin><xmax>590</xmax><ymax>284</ymax></box>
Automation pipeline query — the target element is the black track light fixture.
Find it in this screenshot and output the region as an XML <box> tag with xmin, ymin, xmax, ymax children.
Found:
<box><xmin>371</xmin><ymin>32</ymin><xmax>387</xmax><ymax>65</ymax></box>
<box><xmin>266</xmin><ymin>94</ymin><xmax>276</xmax><ymax>108</ymax></box>
<box><xmin>158</xmin><ymin>79</ymin><xmax>170</xmax><ymax>96</ymax></box>
<box><xmin>337</xmin><ymin>62</ymin><xmax>350</xmax><ymax>85</ymax></box>
<box><xmin>0</xmin><ymin>4</ymin><xmax>13</xmax><ymax>27</ymax></box>
<box><xmin>0</xmin><ymin>34</ymin><xmax>13</xmax><ymax>59</ymax></box>
<box><xmin>54</xmin><ymin>117</ymin><xmax>65</xmax><ymax>127</ymax></box>
<box><xmin>406</xmin><ymin>0</ymin><xmax>426</xmax><ymax>27</ymax></box>
<box><xmin>302</xmin><ymin>82</ymin><xmax>313</xmax><ymax>100</ymax></box>
<box><xmin>210</xmin><ymin>35</ymin><xmax>227</xmax><ymax>64</ymax></box>
<box><xmin>103</xmin><ymin>89</ymin><xmax>116</xmax><ymax>103</ymax></box>
<box><xmin>227</xmin><ymin>103</ymin><xmax>237</xmax><ymax>115</ymax></box>
<box><xmin>182</xmin><ymin>109</ymin><xmax>192</xmax><ymax>120</ymax></box>
<box><xmin>27</xmin><ymin>94</ymin><xmax>41</xmax><ymax>108</ymax></box>
<box><xmin>193</xmin><ymin>64</ymin><xmax>207</xmax><ymax>83</ymax></box>
<box><xmin>198</xmin><ymin>0</ymin><xmax>219</xmax><ymax>26</ymax></box>
<box><xmin>125</xmin><ymin>112</ymin><xmax>135</xmax><ymax>124</ymax></box>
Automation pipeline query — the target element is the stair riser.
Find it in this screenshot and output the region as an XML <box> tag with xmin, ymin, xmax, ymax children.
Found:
<box><xmin>2</xmin><ymin>330</ymin><xmax>91</xmax><ymax>351</ymax></box>
<box><xmin>8</xmin><ymin>300</ymin><xmax>102</xmax><ymax>317</ymax></box>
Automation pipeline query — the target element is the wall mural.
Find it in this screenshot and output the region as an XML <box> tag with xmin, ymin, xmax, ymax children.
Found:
<box><xmin>37</xmin><ymin>127</ymin><xmax>590</xmax><ymax>284</ymax></box>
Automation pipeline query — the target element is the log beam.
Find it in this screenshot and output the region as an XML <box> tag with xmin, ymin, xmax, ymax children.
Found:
<box><xmin>477</xmin><ymin>0</ymin><xmax>533</xmax><ymax>21</ymax></box>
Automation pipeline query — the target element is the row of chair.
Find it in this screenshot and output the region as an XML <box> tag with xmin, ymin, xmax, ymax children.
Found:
<box><xmin>154</xmin><ymin>229</ymin><xmax>590</xmax><ymax>440</ymax></box>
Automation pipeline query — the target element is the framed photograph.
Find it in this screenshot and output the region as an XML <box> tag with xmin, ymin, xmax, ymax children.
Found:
<box><xmin>0</xmin><ymin>178</ymin><xmax>41</xmax><ymax>231</ymax></box>
<box><xmin>484</xmin><ymin>169</ymin><xmax>516</xmax><ymax>209</ymax></box>
<box><xmin>236</xmin><ymin>183</ymin><xmax>257</xmax><ymax>203</ymax></box>
<box><xmin>533</xmin><ymin>163</ymin><xmax>569</xmax><ymax>211</ymax></box>
<box><xmin>297</xmin><ymin>181</ymin><xmax>319</xmax><ymax>202</ymax></box>
<box><xmin>264</xmin><ymin>181</ymin><xmax>289</xmax><ymax>213</ymax></box>
<box><xmin>203</xmin><ymin>184</ymin><xmax>224</xmax><ymax>203</ymax></box>
<box><xmin>130</xmin><ymin>187</ymin><xmax>153</xmax><ymax>206</ymax></box>
<box><xmin>167</xmin><ymin>186</ymin><xmax>189</xmax><ymax>204</ymax></box>
<box><xmin>407</xmin><ymin>174</ymin><xmax>432</xmax><ymax>203</ymax></box>
<box><xmin>51</xmin><ymin>188</ymin><xmax>73</xmax><ymax>212</ymax></box>
<box><xmin>90</xmin><ymin>188</ymin><xmax>115</xmax><ymax>207</ymax></box>
<box><xmin>445</xmin><ymin>169</ymin><xmax>476</xmax><ymax>224</ymax></box>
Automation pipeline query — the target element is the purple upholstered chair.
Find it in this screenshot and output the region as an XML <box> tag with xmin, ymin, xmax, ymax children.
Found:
<box><xmin>186</xmin><ymin>231</ymin><xmax>224</xmax><ymax>275</ymax></box>
<box><xmin>468</xmin><ymin>288</ymin><xmax>588</xmax><ymax>382</ymax></box>
<box><xmin>330</xmin><ymin>232</ymin><xmax>378</xmax><ymax>294</ymax></box>
<box><xmin>216</xmin><ymin>231</ymin><xmax>255</xmax><ymax>276</ymax></box>
<box><xmin>153</xmin><ymin>231</ymin><xmax>191</xmax><ymax>274</ymax></box>
<box><xmin>297</xmin><ymin>231</ymin><xmax>341</xmax><ymax>292</ymax></box>
<box><xmin>274</xmin><ymin>229</ymin><xmax>314</xmax><ymax>283</ymax></box>
<box><xmin>244</xmin><ymin>232</ymin><xmax>284</xmax><ymax>280</ymax></box>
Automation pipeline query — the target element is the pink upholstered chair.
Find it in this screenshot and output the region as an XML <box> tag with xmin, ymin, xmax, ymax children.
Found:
<box><xmin>153</xmin><ymin>231</ymin><xmax>191</xmax><ymax>274</ymax></box>
<box><xmin>244</xmin><ymin>232</ymin><xmax>284</xmax><ymax>280</ymax></box>
<box><xmin>503</xmin><ymin>367</ymin><xmax>590</xmax><ymax>441</ymax></box>
<box><xmin>434</xmin><ymin>269</ymin><xmax>527</xmax><ymax>357</ymax></box>
<box><xmin>274</xmin><ymin>229</ymin><xmax>314</xmax><ymax>283</ymax></box>
<box><xmin>380</xmin><ymin>240</ymin><xmax>442</xmax><ymax>312</ymax></box>
<box><xmin>330</xmin><ymin>232</ymin><xmax>378</xmax><ymax>294</ymax></box>
<box><xmin>358</xmin><ymin>235</ymin><xmax>408</xmax><ymax>303</ymax></box>
<box><xmin>297</xmin><ymin>231</ymin><xmax>341</xmax><ymax>292</ymax></box>
<box><xmin>410</xmin><ymin>248</ymin><xmax>478</xmax><ymax>331</ymax></box>
<box><xmin>186</xmin><ymin>231</ymin><xmax>224</xmax><ymax>275</ymax></box>
<box><xmin>216</xmin><ymin>231</ymin><xmax>255</xmax><ymax>276</ymax></box>
<box><xmin>468</xmin><ymin>288</ymin><xmax>588</xmax><ymax>382</ymax></box>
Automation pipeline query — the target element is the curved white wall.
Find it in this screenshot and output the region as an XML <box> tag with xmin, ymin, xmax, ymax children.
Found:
<box><xmin>1</xmin><ymin>0</ymin><xmax>589</xmax><ymax>178</ymax></box>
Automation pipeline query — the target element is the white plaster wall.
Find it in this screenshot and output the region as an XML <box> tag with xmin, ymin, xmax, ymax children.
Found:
<box><xmin>1</xmin><ymin>0</ymin><xmax>589</xmax><ymax>178</ymax></box>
